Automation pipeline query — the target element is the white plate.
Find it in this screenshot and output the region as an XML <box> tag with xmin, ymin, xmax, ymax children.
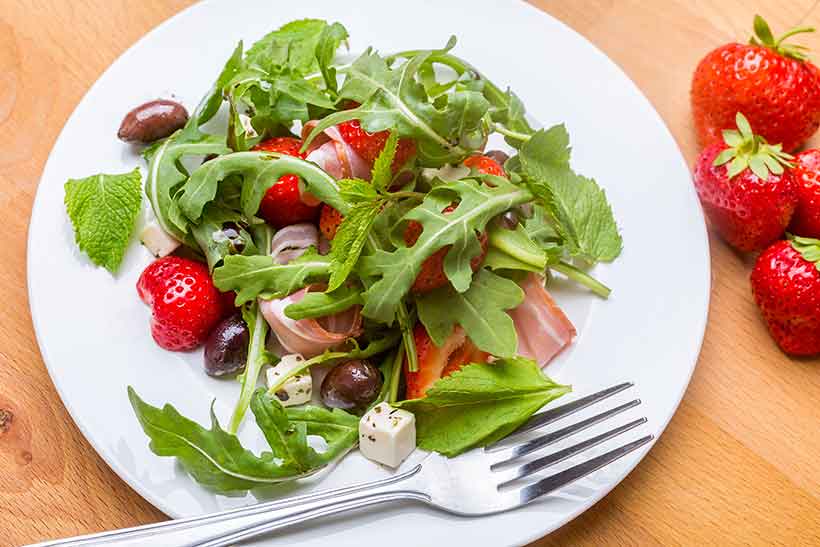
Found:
<box><xmin>27</xmin><ymin>0</ymin><xmax>710</xmax><ymax>545</ymax></box>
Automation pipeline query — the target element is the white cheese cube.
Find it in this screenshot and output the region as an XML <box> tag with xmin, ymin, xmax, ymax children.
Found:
<box><xmin>266</xmin><ymin>354</ymin><xmax>311</xmax><ymax>407</ymax></box>
<box><xmin>359</xmin><ymin>403</ymin><xmax>416</xmax><ymax>468</ymax></box>
<box><xmin>140</xmin><ymin>223</ymin><xmax>180</xmax><ymax>258</ymax></box>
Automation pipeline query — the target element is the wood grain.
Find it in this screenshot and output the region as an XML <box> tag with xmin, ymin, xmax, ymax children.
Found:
<box><xmin>1</xmin><ymin>1</ymin><xmax>819</xmax><ymax>546</ymax></box>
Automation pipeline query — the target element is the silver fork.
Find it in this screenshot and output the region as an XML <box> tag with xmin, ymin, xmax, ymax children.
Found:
<box><xmin>30</xmin><ymin>382</ymin><xmax>651</xmax><ymax>547</ymax></box>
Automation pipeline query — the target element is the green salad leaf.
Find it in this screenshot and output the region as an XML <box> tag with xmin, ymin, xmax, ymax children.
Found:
<box><xmin>129</xmin><ymin>387</ymin><xmax>357</xmax><ymax>494</ymax></box>
<box><xmin>213</xmin><ymin>249</ymin><xmax>331</xmax><ymax>305</ymax></box>
<box><xmin>284</xmin><ymin>283</ymin><xmax>363</xmax><ymax>320</ymax></box>
<box><xmin>190</xmin><ymin>203</ymin><xmax>257</xmax><ymax>272</ymax></box>
<box><xmin>64</xmin><ymin>168</ymin><xmax>143</xmax><ymax>273</ymax></box>
<box><xmin>415</xmin><ymin>269</ymin><xmax>523</xmax><ymax>357</ymax></box>
<box><xmin>359</xmin><ymin>176</ymin><xmax>531</xmax><ymax>323</ymax></box>
<box><xmin>304</xmin><ymin>38</ymin><xmax>489</xmax><ymax>165</ymax></box>
<box><xmin>519</xmin><ymin>126</ymin><xmax>622</xmax><ymax>263</ymax></box>
<box><xmin>396</xmin><ymin>358</ymin><xmax>570</xmax><ymax>457</ymax></box>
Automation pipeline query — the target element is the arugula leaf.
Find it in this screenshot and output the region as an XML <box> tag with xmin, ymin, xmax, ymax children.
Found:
<box><xmin>64</xmin><ymin>168</ymin><xmax>142</xmax><ymax>273</ymax></box>
<box><xmin>246</xmin><ymin>19</ymin><xmax>333</xmax><ymax>75</ymax></box>
<box><xmin>284</xmin><ymin>283</ymin><xmax>363</xmax><ymax>320</ymax></box>
<box><xmin>197</xmin><ymin>41</ymin><xmax>245</xmax><ymax>127</ymax></box>
<box><xmin>485</xmin><ymin>222</ymin><xmax>556</xmax><ymax>273</ymax></box>
<box><xmin>415</xmin><ymin>269</ymin><xmax>523</xmax><ymax>357</ymax></box>
<box><xmin>396</xmin><ymin>358</ymin><xmax>570</xmax><ymax>457</ymax></box>
<box><xmin>178</xmin><ymin>151</ymin><xmax>346</xmax><ymax>224</ymax></box>
<box><xmin>316</xmin><ymin>22</ymin><xmax>349</xmax><ymax>94</ymax></box>
<box><xmin>128</xmin><ymin>387</ymin><xmax>357</xmax><ymax>494</ymax></box>
<box><xmin>519</xmin><ymin>126</ymin><xmax>622</xmax><ymax>263</ymax></box>
<box><xmin>229</xmin><ymin>299</ymin><xmax>274</xmax><ymax>433</ymax></box>
<box><xmin>213</xmin><ymin>248</ymin><xmax>331</xmax><ymax>305</ymax></box>
<box><xmin>304</xmin><ymin>39</ymin><xmax>489</xmax><ymax>165</ymax></box>
<box><xmin>359</xmin><ymin>177</ymin><xmax>531</xmax><ymax>323</ymax></box>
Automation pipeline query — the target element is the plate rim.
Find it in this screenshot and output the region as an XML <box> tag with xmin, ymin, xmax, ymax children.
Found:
<box><xmin>26</xmin><ymin>0</ymin><xmax>711</xmax><ymax>543</ymax></box>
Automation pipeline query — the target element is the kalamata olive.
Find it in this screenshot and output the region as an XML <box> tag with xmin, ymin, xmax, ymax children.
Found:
<box><xmin>320</xmin><ymin>360</ymin><xmax>382</xmax><ymax>411</ymax></box>
<box><xmin>117</xmin><ymin>99</ymin><xmax>189</xmax><ymax>143</ymax></box>
<box><xmin>204</xmin><ymin>313</ymin><xmax>249</xmax><ymax>377</ymax></box>
<box><xmin>485</xmin><ymin>149</ymin><xmax>510</xmax><ymax>166</ymax></box>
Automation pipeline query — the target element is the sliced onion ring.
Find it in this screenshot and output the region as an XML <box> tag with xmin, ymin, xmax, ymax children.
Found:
<box><xmin>270</xmin><ymin>223</ymin><xmax>319</xmax><ymax>264</ymax></box>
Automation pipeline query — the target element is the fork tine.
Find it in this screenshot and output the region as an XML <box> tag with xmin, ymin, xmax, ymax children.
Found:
<box><xmin>488</xmin><ymin>399</ymin><xmax>641</xmax><ymax>465</ymax></box>
<box><xmin>494</xmin><ymin>417</ymin><xmax>647</xmax><ymax>486</ymax></box>
<box><xmin>515</xmin><ymin>435</ymin><xmax>654</xmax><ymax>505</ymax></box>
<box><xmin>486</xmin><ymin>382</ymin><xmax>634</xmax><ymax>449</ymax></box>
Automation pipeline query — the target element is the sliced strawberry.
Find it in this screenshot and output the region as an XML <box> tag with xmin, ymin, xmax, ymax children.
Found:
<box><xmin>404</xmin><ymin>324</ymin><xmax>489</xmax><ymax>399</ymax></box>
<box><xmin>136</xmin><ymin>257</ymin><xmax>223</xmax><ymax>351</ymax></box>
<box><xmin>319</xmin><ymin>204</ymin><xmax>345</xmax><ymax>240</ymax></box>
<box><xmin>337</xmin><ymin>119</ymin><xmax>416</xmax><ymax>171</ymax></box>
<box><xmin>403</xmin><ymin>205</ymin><xmax>489</xmax><ymax>293</ymax></box>
<box><xmin>464</xmin><ymin>154</ymin><xmax>506</xmax><ymax>177</ymax></box>
<box><xmin>252</xmin><ymin>137</ymin><xmax>320</xmax><ymax>228</ymax></box>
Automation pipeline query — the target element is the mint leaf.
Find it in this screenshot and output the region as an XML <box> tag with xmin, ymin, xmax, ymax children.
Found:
<box><xmin>338</xmin><ymin>179</ymin><xmax>379</xmax><ymax>203</ymax></box>
<box><xmin>359</xmin><ymin>177</ymin><xmax>531</xmax><ymax>323</ymax></box>
<box><xmin>284</xmin><ymin>284</ymin><xmax>363</xmax><ymax>320</ymax></box>
<box><xmin>519</xmin><ymin>126</ymin><xmax>622</xmax><ymax>263</ymax></box>
<box><xmin>327</xmin><ymin>201</ymin><xmax>384</xmax><ymax>291</ymax></box>
<box><xmin>64</xmin><ymin>168</ymin><xmax>143</xmax><ymax>273</ymax></box>
<box><xmin>128</xmin><ymin>387</ymin><xmax>357</xmax><ymax>494</ymax></box>
<box><xmin>396</xmin><ymin>358</ymin><xmax>570</xmax><ymax>457</ymax></box>
<box><xmin>371</xmin><ymin>130</ymin><xmax>399</xmax><ymax>192</ymax></box>
<box><xmin>213</xmin><ymin>248</ymin><xmax>331</xmax><ymax>305</ymax></box>
<box><xmin>246</xmin><ymin>19</ymin><xmax>333</xmax><ymax>75</ymax></box>
<box><xmin>415</xmin><ymin>269</ymin><xmax>523</xmax><ymax>357</ymax></box>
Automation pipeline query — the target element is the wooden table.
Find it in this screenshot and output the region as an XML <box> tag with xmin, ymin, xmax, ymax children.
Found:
<box><xmin>2</xmin><ymin>1</ymin><xmax>819</xmax><ymax>545</ymax></box>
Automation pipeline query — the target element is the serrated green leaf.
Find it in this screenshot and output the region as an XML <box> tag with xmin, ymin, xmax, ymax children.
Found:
<box><xmin>213</xmin><ymin>249</ymin><xmax>331</xmax><ymax>304</ymax></box>
<box><xmin>371</xmin><ymin>130</ymin><xmax>399</xmax><ymax>192</ymax></box>
<box><xmin>64</xmin><ymin>168</ymin><xmax>143</xmax><ymax>273</ymax></box>
<box><xmin>327</xmin><ymin>201</ymin><xmax>384</xmax><ymax>291</ymax></box>
<box><xmin>338</xmin><ymin>178</ymin><xmax>379</xmax><ymax>203</ymax></box>
<box><xmin>519</xmin><ymin>126</ymin><xmax>622</xmax><ymax>263</ymax></box>
<box><xmin>316</xmin><ymin>22</ymin><xmax>349</xmax><ymax>94</ymax></box>
<box><xmin>395</xmin><ymin>358</ymin><xmax>570</xmax><ymax>456</ymax></box>
<box><xmin>245</xmin><ymin>19</ymin><xmax>331</xmax><ymax>74</ymax></box>
<box><xmin>415</xmin><ymin>269</ymin><xmax>523</xmax><ymax>357</ymax></box>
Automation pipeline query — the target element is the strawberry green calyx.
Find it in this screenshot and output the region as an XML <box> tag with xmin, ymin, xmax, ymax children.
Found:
<box><xmin>788</xmin><ymin>234</ymin><xmax>820</xmax><ymax>268</ymax></box>
<box><xmin>712</xmin><ymin>112</ymin><xmax>794</xmax><ymax>179</ymax></box>
<box><xmin>749</xmin><ymin>14</ymin><xmax>815</xmax><ymax>62</ymax></box>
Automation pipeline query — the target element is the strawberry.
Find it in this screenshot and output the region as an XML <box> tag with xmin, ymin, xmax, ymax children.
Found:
<box><xmin>691</xmin><ymin>15</ymin><xmax>820</xmax><ymax>152</ymax></box>
<box><xmin>404</xmin><ymin>205</ymin><xmax>489</xmax><ymax>293</ymax></box>
<box><xmin>319</xmin><ymin>204</ymin><xmax>344</xmax><ymax>240</ymax></box>
<box><xmin>136</xmin><ymin>257</ymin><xmax>224</xmax><ymax>351</ymax></box>
<box><xmin>337</xmin><ymin>119</ymin><xmax>416</xmax><ymax>170</ymax></box>
<box><xmin>404</xmin><ymin>324</ymin><xmax>489</xmax><ymax>399</ymax></box>
<box><xmin>751</xmin><ymin>237</ymin><xmax>820</xmax><ymax>356</ymax></box>
<box><xmin>251</xmin><ymin>137</ymin><xmax>320</xmax><ymax>228</ymax></box>
<box><xmin>788</xmin><ymin>149</ymin><xmax>820</xmax><ymax>238</ymax></box>
<box><xmin>464</xmin><ymin>154</ymin><xmax>506</xmax><ymax>177</ymax></box>
<box><xmin>692</xmin><ymin>113</ymin><xmax>797</xmax><ymax>252</ymax></box>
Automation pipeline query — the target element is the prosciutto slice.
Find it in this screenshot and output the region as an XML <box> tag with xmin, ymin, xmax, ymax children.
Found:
<box><xmin>259</xmin><ymin>286</ymin><xmax>363</xmax><ymax>358</ymax></box>
<box><xmin>509</xmin><ymin>273</ymin><xmax>576</xmax><ymax>367</ymax></box>
<box><xmin>269</xmin><ymin>223</ymin><xmax>319</xmax><ymax>264</ymax></box>
<box><xmin>302</xmin><ymin>120</ymin><xmax>371</xmax><ymax>180</ymax></box>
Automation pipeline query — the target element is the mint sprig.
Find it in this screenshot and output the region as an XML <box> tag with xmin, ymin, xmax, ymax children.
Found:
<box><xmin>64</xmin><ymin>168</ymin><xmax>143</xmax><ymax>273</ymax></box>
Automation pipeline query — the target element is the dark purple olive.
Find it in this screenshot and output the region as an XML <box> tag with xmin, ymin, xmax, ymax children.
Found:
<box><xmin>204</xmin><ymin>313</ymin><xmax>249</xmax><ymax>377</ymax></box>
<box><xmin>320</xmin><ymin>360</ymin><xmax>382</xmax><ymax>411</ymax></box>
<box><xmin>117</xmin><ymin>99</ymin><xmax>189</xmax><ymax>143</ymax></box>
<box><xmin>485</xmin><ymin>149</ymin><xmax>510</xmax><ymax>166</ymax></box>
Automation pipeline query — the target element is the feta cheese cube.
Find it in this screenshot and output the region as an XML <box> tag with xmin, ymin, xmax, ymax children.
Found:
<box><xmin>359</xmin><ymin>403</ymin><xmax>416</xmax><ymax>467</ymax></box>
<box><xmin>266</xmin><ymin>354</ymin><xmax>311</xmax><ymax>407</ymax></box>
<box><xmin>140</xmin><ymin>222</ymin><xmax>180</xmax><ymax>258</ymax></box>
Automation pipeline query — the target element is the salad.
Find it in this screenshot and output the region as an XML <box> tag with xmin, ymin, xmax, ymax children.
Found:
<box><xmin>63</xmin><ymin>19</ymin><xmax>622</xmax><ymax>494</ymax></box>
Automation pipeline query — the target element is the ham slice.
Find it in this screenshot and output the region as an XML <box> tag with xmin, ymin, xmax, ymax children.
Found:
<box><xmin>302</xmin><ymin>120</ymin><xmax>371</xmax><ymax>180</ymax></box>
<box><xmin>259</xmin><ymin>286</ymin><xmax>363</xmax><ymax>358</ymax></box>
<box><xmin>509</xmin><ymin>273</ymin><xmax>576</xmax><ymax>367</ymax></box>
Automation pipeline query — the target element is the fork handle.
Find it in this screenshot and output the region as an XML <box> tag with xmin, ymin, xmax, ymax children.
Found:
<box><xmin>27</xmin><ymin>465</ymin><xmax>426</xmax><ymax>547</ymax></box>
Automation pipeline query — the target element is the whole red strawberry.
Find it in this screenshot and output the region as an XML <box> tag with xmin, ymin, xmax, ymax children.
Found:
<box><xmin>693</xmin><ymin>113</ymin><xmax>797</xmax><ymax>252</ymax></box>
<box><xmin>692</xmin><ymin>15</ymin><xmax>820</xmax><ymax>152</ymax></box>
<box><xmin>788</xmin><ymin>149</ymin><xmax>820</xmax><ymax>238</ymax></box>
<box><xmin>337</xmin><ymin>119</ymin><xmax>416</xmax><ymax>170</ymax></box>
<box><xmin>137</xmin><ymin>256</ymin><xmax>224</xmax><ymax>351</ymax></box>
<box><xmin>751</xmin><ymin>237</ymin><xmax>820</xmax><ymax>356</ymax></box>
<box><xmin>251</xmin><ymin>137</ymin><xmax>320</xmax><ymax>228</ymax></box>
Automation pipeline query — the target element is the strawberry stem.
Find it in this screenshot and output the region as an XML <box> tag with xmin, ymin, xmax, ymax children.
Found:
<box><xmin>713</xmin><ymin>112</ymin><xmax>794</xmax><ymax>179</ymax></box>
<box><xmin>751</xmin><ymin>14</ymin><xmax>815</xmax><ymax>61</ymax></box>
